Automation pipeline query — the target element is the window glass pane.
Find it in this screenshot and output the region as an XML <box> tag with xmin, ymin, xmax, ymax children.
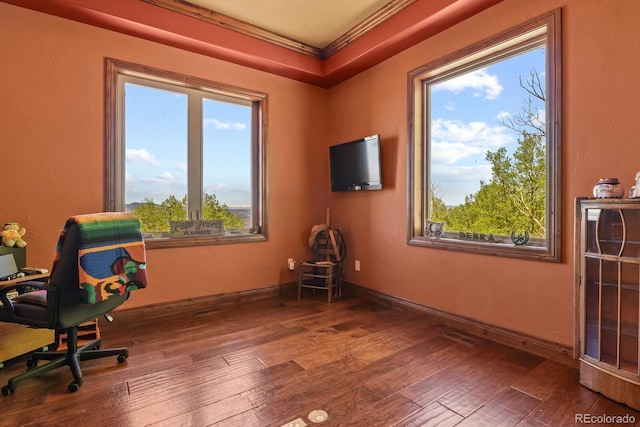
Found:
<box><xmin>202</xmin><ymin>98</ymin><xmax>253</xmax><ymax>230</ymax></box>
<box><xmin>429</xmin><ymin>47</ymin><xmax>546</xmax><ymax>239</ymax></box>
<box><xmin>124</xmin><ymin>82</ymin><xmax>188</xmax><ymax>235</ymax></box>
<box><xmin>106</xmin><ymin>59</ymin><xmax>268</xmax><ymax>247</ymax></box>
<box><xmin>407</xmin><ymin>10</ymin><xmax>560</xmax><ymax>261</ymax></box>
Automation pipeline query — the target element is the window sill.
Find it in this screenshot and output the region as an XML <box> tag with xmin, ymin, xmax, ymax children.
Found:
<box><xmin>408</xmin><ymin>234</ymin><xmax>557</xmax><ymax>262</ymax></box>
<box><xmin>145</xmin><ymin>233</ymin><xmax>267</xmax><ymax>249</ymax></box>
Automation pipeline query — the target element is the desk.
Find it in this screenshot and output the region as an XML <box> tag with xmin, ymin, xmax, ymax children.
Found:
<box><xmin>0</xmin><ymin>274</ymin><xmax>54</xmax><ymax>367</ymax></box>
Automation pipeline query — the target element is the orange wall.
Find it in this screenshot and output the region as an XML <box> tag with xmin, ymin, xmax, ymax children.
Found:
<box><xmin>327</xmin><ymin>0</ymin><xmax>640</xmax><ymax>347</ymax></box>
<box><xmin>0</xmin><ymin>3</ymin><xmax>329</xmax><ymax>307</ymax></box>
<box><xmin>2</xmin><ymin>0</ymin><xmax>639</xmax><ymax>348</ymax></box>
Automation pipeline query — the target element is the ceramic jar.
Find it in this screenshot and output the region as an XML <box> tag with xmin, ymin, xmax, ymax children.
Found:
<box><xmin>593</xmin><ymin>178</ymin><xmax>625</xmax><ymax>198</ymax></box>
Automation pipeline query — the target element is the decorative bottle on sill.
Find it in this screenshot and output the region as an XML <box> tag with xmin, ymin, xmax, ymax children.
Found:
<box><xmin>593</xmin><ymin>178</ymin><xmax>624</xmax><ymax>198</ymax></box>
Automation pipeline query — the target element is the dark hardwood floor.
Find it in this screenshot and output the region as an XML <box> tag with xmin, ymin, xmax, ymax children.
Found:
<box><xmin>1</xmin><ymin>293</ymin><xmax>639</xmax><ymax>426</ymax></box>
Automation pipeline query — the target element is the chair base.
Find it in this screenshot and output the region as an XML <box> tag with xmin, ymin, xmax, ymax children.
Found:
<box><xmin>1</xmin><ymin>325</ymin><xmax>128</xmax><ymax>395</ymax></box>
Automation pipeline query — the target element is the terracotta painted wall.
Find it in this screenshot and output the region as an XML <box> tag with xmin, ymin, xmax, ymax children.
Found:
<box><xmin>327</xmin><ymin>0</ymin><xmax>640</xmax><ymax>347</ymax></box>
<box><xmin>2</xmin><ymin>0</ymin><xmax>639</xmax><ymax>349</ymax></box>
<box><xmin>0</xmin><ymin>3</ymin><xmax>329</xmax><ymax>308</ymax></box>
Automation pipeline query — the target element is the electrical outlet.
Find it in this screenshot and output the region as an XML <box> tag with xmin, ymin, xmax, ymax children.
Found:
<box><xmin>355</xmin><ymin>260</ymin><xmax>360</xmax><ymax>271</ymax></box>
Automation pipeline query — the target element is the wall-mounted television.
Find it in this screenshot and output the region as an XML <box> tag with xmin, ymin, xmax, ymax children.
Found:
<box><xmin>330</xmin><ymin>134</ymin><xmax>382</xmax><ymax>192</ymax></box>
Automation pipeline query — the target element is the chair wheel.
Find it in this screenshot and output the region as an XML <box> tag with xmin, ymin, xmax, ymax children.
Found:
<box><xmin>117</xmin><ymin>353</ymin><xmax>128</xmax><ymax>363</ymax></box>
<box><xmin>26</xmin><ymin>358</ymin><xmax>38</xmax><ymax>369</ymax></box>
<box><xmin>2</xmin><ymin>385</ymin><xmax>13</xmax><ymax>396</ymax></box>
<box><xmin>68</xmin><ymin>382</ymin><xmax>80</xmax><ymax>393</ymax></box>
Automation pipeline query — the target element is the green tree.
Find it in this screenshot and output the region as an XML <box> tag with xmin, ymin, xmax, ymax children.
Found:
<box><xmin>429</xmin><ymin>182</ymin><xmax>448</xmax><ymax>223</ymax></box>
<box><xmin>134</xmin><ymin>195</ymin><xmax>187</xmax><ymax>233</ymax></box>
<box><xmin>433</xmin><ymin>69</ymin><xmax>546</xmax><ymax>237</ymax></box>
<box><xmin>202</xmin><ymin>193</ymin><xmax>244</xmax><ymax>229</ymax></box>
<box><xmin>134</xmin><ymin>193</ymin><xmax>244</xmax><ymax>233</ymax></box>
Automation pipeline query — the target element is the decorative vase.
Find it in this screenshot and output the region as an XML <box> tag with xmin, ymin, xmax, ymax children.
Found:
<box><xmin>593</xmin><ymin>178</ymin><xmax>624</xmax><ymax>198</ymax></box>
<box><xmin>424</xmin><ymin>220</ymin><xmax>445</xmax><ymax>238</ymax></box>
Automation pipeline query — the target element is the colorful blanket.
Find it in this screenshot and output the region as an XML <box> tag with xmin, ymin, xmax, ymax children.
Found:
<box><xmin>52</xmin><ymin>212</ymin><xmax>147</xmax><ymax>304</ymax></box>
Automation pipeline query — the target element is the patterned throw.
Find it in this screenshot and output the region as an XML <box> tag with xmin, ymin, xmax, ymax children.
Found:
<box><xmin>53</xmin><ymin>212</ymin><xmax>147</xmax><ymax>304</ymax></box>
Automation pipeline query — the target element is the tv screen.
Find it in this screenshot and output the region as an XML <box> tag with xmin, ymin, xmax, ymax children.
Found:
<box><xmin>330</xmin><ymin>134</ymin><xmax>382</xmax><ymax>192</ymax></box>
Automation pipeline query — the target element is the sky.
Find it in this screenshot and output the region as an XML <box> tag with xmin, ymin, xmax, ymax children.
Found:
<box><xmin>123</xmin><ymin>45</ymin><xmax>545</xmax><ymax>209</ymax></box>
<box><xmin>124</xmin><ymin>84</ymin><xmax>252</xmax><ymax>207</ymax></box>
<box><xmin>430</xmin><ymin>46</ymin><xmax>546</xmax><ymax>206</ymax></box>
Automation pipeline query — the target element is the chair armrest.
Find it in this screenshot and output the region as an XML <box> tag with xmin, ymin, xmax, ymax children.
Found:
<box><xmin>0</xmin><ymin>280</ymin><xmax>49</xmax><ymax>316</ymax></box>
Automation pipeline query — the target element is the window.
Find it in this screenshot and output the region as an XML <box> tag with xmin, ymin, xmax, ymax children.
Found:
<box><xmin>105</xmin><ymin>59</ymin><xmax>267</xmax><ymax>248</ymax></box>
<box><xmin>408</xmin><ymin>10</ymin><xmax>561</xmax><ymax>262</ymax></box>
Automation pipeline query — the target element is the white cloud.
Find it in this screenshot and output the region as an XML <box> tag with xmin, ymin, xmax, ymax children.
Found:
<box><xmin>126</xmin><ymin>148</ymin><xmax>161</xmax><ymax>167</ymax></box>
<box><xmin>431</xmin><ymin>140</ymin><xmax>483</xmax><ymax>165</ymax></box>
<box><xmin>534</xmin><ymin>108</ymin><xmax>546</xmax><ymax>129</ymax></box>
<box><xmin>140</xmin><ymin>171</ymin><xmax>173</xmax><ymax>185</ymax></box>
<box><xmin>432</xmin><ymin>163</ymin><xmax>492</xmax><ymax>182</ymax></box>
<box><xmin>496</xmin><ymin>111</ymin><xmax>510</xmax><ymax>120</ymax></box>
<box><xmin>158</xmin><ymin>171</ymin><xmax>173</xmax><ymax>181</ymax></box>
<box><xmin>431</xmin><ymin>118</ymin><xmax>513</xmax><ymax>151</ymax></box>
<box><xmin>433</xmin><ymin>68</ymin><xmax>503</xmax><ymax>100</ymax></box>
<box><xmin>430</xmin><ymin>118</ymin><xmax>516</xmax><ymax>205</ymax></box>
<box><xmin>204</xmin><ymin>118</ymin><xmax>247</xmax><ymax>130</ymax></box>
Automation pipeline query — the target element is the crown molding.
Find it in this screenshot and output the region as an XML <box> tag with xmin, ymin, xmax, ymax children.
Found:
<box><xmin>3</xmin><ymin>0</ymin><xmax>504</xmax><ymax>88</ymax></box>
<box><xmin>142</xmin><ymin>0</ymin><xmax>417</xmax><ymax>60</ymax></box>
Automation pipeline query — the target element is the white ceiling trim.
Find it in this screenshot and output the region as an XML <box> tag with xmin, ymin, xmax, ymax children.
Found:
<box><xmin>142</xmin><ymin>0</ymin><xmax>416</xmax><ymax>58</ymax></box>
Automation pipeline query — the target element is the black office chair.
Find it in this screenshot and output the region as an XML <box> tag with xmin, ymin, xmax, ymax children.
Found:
<box><xmin>0</xmin><ymin>212</ymin><xmax>147</xmax><ymax>395</ymax></box>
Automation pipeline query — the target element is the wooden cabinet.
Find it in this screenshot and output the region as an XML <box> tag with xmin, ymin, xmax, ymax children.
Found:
<box><xmin>0</xmin><ymin>324</ymin><xmax>52</xmax><ymax>368</ymax></box>
<box><xmin>0</xmin><ymin>274</ymin><xmax>54</xmax><ymax>367</ymax></box>
<box><xmin>576</xmin><ymin>198</ymin><xmax>640</xmax><ymax>410</ymax></box>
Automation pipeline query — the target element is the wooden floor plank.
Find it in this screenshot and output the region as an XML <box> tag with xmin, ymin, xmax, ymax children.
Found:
<box><xmin>337</xmin><ymin>393</ymin><xmax>422</xmax><ymax>426</ymax></box>
<box><xmin>394</xmin><ymin>401</ymin><xmax>464</xmax><ymax>427</ymax></box>
<box><xmin>1</xmin><ymin>295</ymin><xmax>638</xmax><ymax>427</ymax></box>
<box><xmin>457</xmin><ymin>387</ymin><xmax>541</xmax><ymax>426</ymax></box>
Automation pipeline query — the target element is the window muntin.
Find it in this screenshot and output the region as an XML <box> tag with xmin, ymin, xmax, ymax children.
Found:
<box><xmin>106</xmin><ymin>59</ymin><xmax>267</xmax><ymax>248</ymax></box>
<box><xmin>408</xmin><ymin>10</ymin><xmax>561</xmax><ymax>262</ymax></box>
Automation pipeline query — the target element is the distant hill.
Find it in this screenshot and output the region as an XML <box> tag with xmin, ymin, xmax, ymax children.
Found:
<box><xmin>125</xmin><ymin>203</ymin><xmax>251</xmax><ymax>226</ymax></box>
<box><xmin>125</xmin><ymin>202</ymin><xmax>145</xmax><ymax>212</ymax></box>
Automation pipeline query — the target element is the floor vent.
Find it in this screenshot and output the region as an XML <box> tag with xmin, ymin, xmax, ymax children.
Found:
<box><xmin>443</xmin><ymin>330</ymin><xmax>480</xmax><ymax>347</ymax></box>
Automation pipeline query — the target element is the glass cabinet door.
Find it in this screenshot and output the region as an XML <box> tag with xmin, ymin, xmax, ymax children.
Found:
<box><xmin>583</xmin><ymin>257</ymin><xmax>599</xmax><ymax>359</ymax></box>
<box><xmin>583</xmin><ymin>205</ymin><xmax>640</xmax><ymax>375</ymax></box>
<box><xmin>595</xmin><ymin>209</ymin><xmax>623</xmax><ymax>256</ymax></box>
<box><xmin>620</xmin><ymin>262</ymin><xmax>639</xmax><ymax>374</ymax></box>
<box><xmin>621</xmin><ymin>209</ymin><xmax>640</xmax><ymax>258</ymax></box>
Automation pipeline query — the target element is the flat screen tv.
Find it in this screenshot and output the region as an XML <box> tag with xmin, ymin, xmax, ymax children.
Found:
<box><xmin>330</xmin><ymin>134</ymin><xmax>382</xmax><ymax>192</ymax></box>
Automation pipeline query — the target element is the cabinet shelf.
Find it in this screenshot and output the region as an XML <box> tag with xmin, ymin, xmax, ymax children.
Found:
<box><xmin>600</xmin><ymin>319</ymin><xmax>639</xmax><ymax>339</ymax></box>
<box><xmin>585</xmin><ymin>252</ymin><xmax>640</xmax><ymax>264</ymax></box>
<box><xmin>595</xmin><ymin>281</ymin><xmax>640</xmax><ymax>292</ymax></box>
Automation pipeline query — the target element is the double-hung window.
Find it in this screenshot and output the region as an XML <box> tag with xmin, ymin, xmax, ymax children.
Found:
<box><xmin>105</xmin><ymin>59</ymin><xmax>267</xmax><ymax>248</ymax></box>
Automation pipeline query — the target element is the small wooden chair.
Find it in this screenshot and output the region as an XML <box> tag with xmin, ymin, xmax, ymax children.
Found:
<box><xmin>298</xmin><ymin>228</ymin><xmax>346</xmax><ymax>302</ymax></box>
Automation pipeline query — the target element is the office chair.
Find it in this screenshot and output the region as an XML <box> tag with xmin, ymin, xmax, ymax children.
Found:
<box><xmin>0</xmin><ymin>212</ymin><xmax>147</xmax><ymax>395</ymax></box>
<box><xmin>298</xmin><ymin>228</ymin><xmax>346</xmax><ymax>303</ymax></box>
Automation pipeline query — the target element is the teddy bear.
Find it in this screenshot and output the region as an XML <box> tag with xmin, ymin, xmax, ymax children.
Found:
<box><xmin>1</xmin><ymin>222</ymin><xmax>27</xmax><ymax>247</ymax></box>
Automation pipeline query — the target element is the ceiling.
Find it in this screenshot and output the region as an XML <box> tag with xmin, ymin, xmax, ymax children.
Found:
<box><xmin>143</xmin><ymin>0</ymin><xmax>418</xmax><ymax>59</ymax></box>
<box><xmin>186</xmin><ymin>0</ymin><xmax>396</xmax><ymax>49</ymax></box>
<box><xmin>5</xmin><ymin>0</ymin><xmax>504</xmax><ymax>87</ymax></box>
